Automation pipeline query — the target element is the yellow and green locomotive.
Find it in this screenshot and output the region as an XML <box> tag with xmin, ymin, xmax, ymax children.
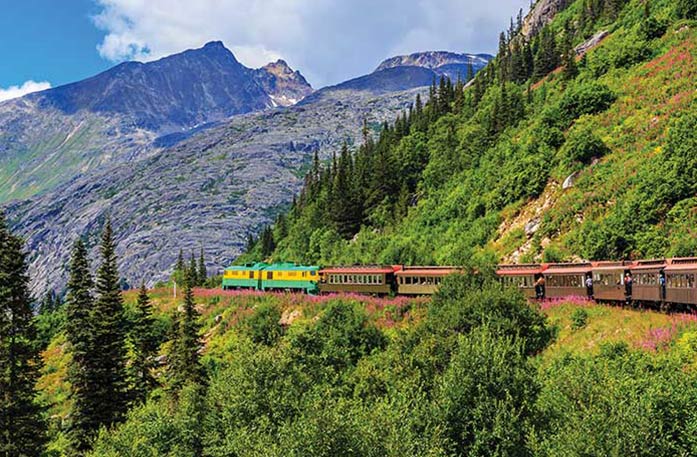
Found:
<box><xmin>222</xmin><ymin>262</ymin><xmax>320</xmax><ymax>294</ymax></box>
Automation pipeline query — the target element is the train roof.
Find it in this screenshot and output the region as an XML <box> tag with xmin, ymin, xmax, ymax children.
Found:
<box><xmin>396</xmin><ymin>266</ymin><xmax>461</xmax><ymax>276</ymax></box>
<box><xmin>496</xmin><ymin>264</ymin><xmax>544</xmax><ymax>275</ymax></box>
<box><xmin>631</xmin><ymin>259</ymin><xmax>667</xmax><ymax>270</ymax></box>
<box><xmin>224</xmin><ymin>262</ymin><xmax>268</xmax><ymax>271</ymax></box>
<box><xmin>264</xmin><ymin>262</ymin><xmax>319</xmax><ymax>271</ymax></box>
<box><xmin>664</xmin><ymin>257</ymin><xmax>697</xmax><ymax>271</ymax></box>
<box><xmin>544</xmin><ymin>262</ymin><xmax>593</xmax><ymax>275</ymax></box>
<box><xmin>320</xmin><ymin>266</ymin><xmax>397</xmax><ymax>274</ymax></box>
<box><xmin>591</xmin><ymin>260</ymin><xmax>634</xmax><ymax>271</ymax></box>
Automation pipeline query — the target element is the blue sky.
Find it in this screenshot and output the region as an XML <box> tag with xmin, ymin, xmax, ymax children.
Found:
<box><xmin>0</xmin><ymin>0</ymin><xmax>110</xmax><ymax>88</ymax></box>
<box><xmin>0</xmin><ymin>0</ymin><xmax>529</xmax><ymax>100</ymax></box>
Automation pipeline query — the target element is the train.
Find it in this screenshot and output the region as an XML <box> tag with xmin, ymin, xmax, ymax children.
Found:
<box><xmin>222</xmin><ymin>263</ymin><xmax>460</xmax><ymax>296</ymax></box>
<box><xmin>496</xmin><ymin>258</ymin><xmax>697</xmax><ymax>310</ymax></box>
<box><xmin>222</xmin><ymin>257</ymin><xmax>697</xmax><ymax>310</ymax></box>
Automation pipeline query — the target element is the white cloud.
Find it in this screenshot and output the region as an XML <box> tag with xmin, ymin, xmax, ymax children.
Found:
<box><xmin>91</xmin><ymin>0</ymin><xmax>530</xmax><ymax>87</ymax></box>
<box><xmin>0</xmin><ymin>80</ymin><xmax>52</xmax><ymax>102</ymax></box>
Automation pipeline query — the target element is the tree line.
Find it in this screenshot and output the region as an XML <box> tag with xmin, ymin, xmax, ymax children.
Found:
<box><xmin>0</xmin><ymin>213</ymin><xmax>207</xmax><ymax>455</ymax></box>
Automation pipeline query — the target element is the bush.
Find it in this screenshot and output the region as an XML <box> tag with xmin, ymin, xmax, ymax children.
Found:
<box><xmin>570</xmin><ymin>308</ymin><xmax>589</xmax><ymax>330</ymax></box>
<box><xmin>533</xmin><ymin>350</ymin><xmax>697</xmax><ymax>456</ymax></box>
<box><xmin>558</xmin><ymin>82</ymin><xmax>616</xmax><ymax>127</ymax></box>
<box><xmin>287</xmin><ymin>301</ymin><xmax>386</xmax><ymax>375</ymax></box>
<box><xmin>676</xmin><ymin>0</ymin><xmax>697</xmax><ymax>19</ymax></box>
<box><xmin>559</xmin><ymin>125</ymin><xmax>611</xmax><ymax>166</ymax></box>
<box><xmin>239</xmin><ymin>302</ymin><xmax>284</xmax><ymax>346</ymax></box>
<box><xmin>430</xmin><ymin>275</ymin><xmax>554</xmax><ymax>355</ymax></box>
<box><xmin>640</xmin><ymin>17</ymin><xmax>668</xmax><ymax>40</ymax></box>
<box><xmin>434</xmin><ymin>328</ymin><xmax>539</xmax><ymax>456</ymax></box>
<box><xmin>612</xmin><ymin>40</ymin><xmax>653</xmax><ymax>68</ymax></box>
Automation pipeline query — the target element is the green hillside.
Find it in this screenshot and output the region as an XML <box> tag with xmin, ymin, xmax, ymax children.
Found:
<box><xmin>247</xmin><ymin>0</ymin><xmax>697</xmax><ymax>267</ymax></box>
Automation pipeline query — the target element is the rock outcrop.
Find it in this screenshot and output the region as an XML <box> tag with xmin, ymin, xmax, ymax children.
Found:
<box><xmin>520</xmin><ymin>0</ymin><xmax>572</xmax><ymax>39</ymax></box>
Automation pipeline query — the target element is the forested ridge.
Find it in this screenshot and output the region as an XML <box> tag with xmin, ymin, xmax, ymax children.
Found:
<box><xmin>242</xmin><ymin>0</ymin><xmax>697</xmax><ymax>267</ymax></box>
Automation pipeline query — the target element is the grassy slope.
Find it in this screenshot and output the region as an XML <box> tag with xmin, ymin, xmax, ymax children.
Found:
<box><xmin>506</xmin><ymin>19</ymin><xmax>697</xmax><ymax>260</ymax></box>
<box><xmin>38</xmin><ymin>288</ymin><xmax>697</xmax><ymax>418</ymax></box>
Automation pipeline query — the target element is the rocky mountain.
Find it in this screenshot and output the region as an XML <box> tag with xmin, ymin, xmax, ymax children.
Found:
<box><xmin>376</xmin><ymin>51</ymin><xmax>492</xmax><ymax>81</ymax></box>
<box><xmin>0</xmin><ymin>41</ymin><xmax>313</xmax><ymax>202</ymax></box>
<box><xmin>253</xmin><ymin>60</ymin><xmax>314</xmax><ymax>107</ymax></box>
<box><xmin>31</xmin><ymin>41</ymin><xmax>312</xmax><ymax>132</ymax></box>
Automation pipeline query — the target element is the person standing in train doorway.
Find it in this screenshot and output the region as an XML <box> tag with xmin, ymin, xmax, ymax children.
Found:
<box><xmin>659</xmin><ymin>272</ymin><xmax>666</xmax><ymax>301</ymax></box>
<box><xmin>624</xmin><ymin>272</ymin><xmax>633</xmax><ymax>304</ymax></box>
<box><xmin>535</xmin><ymin>275</ymin><xmax>546</xmax><ymax>300</ymax></box>
<box><xmin>585</xmin><ymin>274</ymin><xmax>594</xmax><ymax>300</ymax></box>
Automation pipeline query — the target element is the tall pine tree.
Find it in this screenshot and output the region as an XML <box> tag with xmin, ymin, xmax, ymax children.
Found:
<box><xmin>0</xmin><ymin>212</ymin><xmax>46</xmax><ymax>456</ymax></box>
<box><xmin>65</xmin><ymin>238</ymin><xmax>99</xmax><ymax>453</ymax></box>
<box><xmin>198</xmin><ymin>248</ymin><xmax>207</xmax><ymax>286</ymax></box>
<box><xmin>91</xmin><ymin>218</ymin><xmax>129</xmax><ymax>427</ymax></box>
<box><xmin>166</xmin><ymin>270</ymin><xmax>204</xmax><ymax>392</ymax></box>
<box><xmin>188</xmin><ymin>250</ymin><xmax>198</xmax><ymax>286</ymax></box>
<box><xmin>128</xmin><ymin>282</ymin><xmax>159</xmax><ymax>404</ymax></box>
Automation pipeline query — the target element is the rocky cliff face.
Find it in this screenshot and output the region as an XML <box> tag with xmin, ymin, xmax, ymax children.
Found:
<box><xmin>520</xmin><ymin>0</ymin><xmax>572</xmax><ymax>38</ymax></box>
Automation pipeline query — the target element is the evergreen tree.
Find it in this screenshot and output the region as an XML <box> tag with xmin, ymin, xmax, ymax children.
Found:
<box><xmin>65</xmin><ymin>238</ymin><xmax>99</xmax><ymax>452</ymax></box>
<box><xmin>173</xmin><ymin>248</ymin><xmax>186</xmax><ymax>284</ymax></box>
<box><xmin>166</xmin><ymin>271</ymin><xmax>204</xmax><ymax>392</ymax></box>
<box><xmin>533</xmin><ymin>26</ymin><xmax>560</xmax><ymax>80</ymax></box>
<box><xmin>39</xmin><ymin>289</ymin><xmax>57</xmax><ymax>315</ymax></box>
<box><xmin>260</xmin><ymin>226</ymin><xmax>275</xmax><ymax>258</ymax></box>
<box><xmin>128</xmin><ymin>282</ymin><xmax>159</xmax><ymax>404</ymax></box>
<box><xmin>245</xmin><ymin>233</ymin><xmax>257</xmax><ymax>253</ymax></box>
<box><xmin>198</xmin><ymin>248</ymin><xmax>207</xmax><ymax>285</ymax></box>
<box><xmin>561</xmin><ymin>32</ymin><xmax>579</xmax><ymax>81</ymax></box>
<box><xmin>188</xmin><ymin>250</ymin><xmax>198</xmax><ymax>286</ymax></box>
<box><xmin>0</xmin><ymin>212</ymin><xmax>46</xmax><ymax>456</ymax></box>
<box><xmin>175</xmin><ymin>249</ymin><xmax>185</xmax><ymax>273</ymax></box>
<box><xmin>91</xmin><ymin>218</ymin><xmax>129</xmax><ymax>428</ymax></box>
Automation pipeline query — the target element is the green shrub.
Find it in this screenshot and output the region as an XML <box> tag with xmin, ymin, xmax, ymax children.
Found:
<box><xmin>430</xmin><ymin>275</ymin><xmax>554</xmax><ymax>355</ymax></box>
<box><xmin>558</xmin><ymin>82</ymin><xmax>617</xmax><ymax>126</ymax></box>
<box><xmin>240</xmin><ymin>302</ymin><xmax>284</xmax><ymax>346</ymax></box>
<box><xmin>570</xmin><ymin>308</ymin><xmax>589</xmax><ymax>330</ymax></box>
<box><xmin>676</xmin><ymin>0</ymin><xmax>697</xmax><ymax>19</ymax></box>
<box><xmin>559</xmin><ymin>125</ymin><xmax>611</xmax><ymax>166</ymax></box>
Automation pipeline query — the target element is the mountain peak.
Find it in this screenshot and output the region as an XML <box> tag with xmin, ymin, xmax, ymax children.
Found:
<box><xmin>374</xmin><ymin>51</ymin><xmax>492</xmax><ymax>83</ymax></box>
<box><xmin>254</xmin><ymin>59</ymin><xmax>313</xmax><ymax>107</ymax></box>
<box><xmin>376</xmin><ymin>51</ymin><xmax>492</xmax><ymax>73</ymax></box>
<box><xmin>203</xmin><ymin>40</ymin><xmax>226</xmax><ymax>49</ymax></box>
